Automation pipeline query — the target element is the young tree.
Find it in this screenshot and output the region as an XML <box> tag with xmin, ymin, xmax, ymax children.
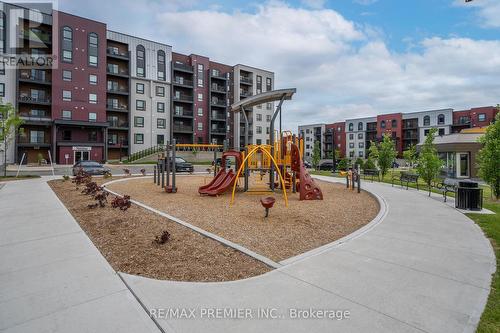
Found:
<box><xmin>417</xmin><ymin>128</ymin><xmax>443</xmax><ymax>196</ymax></box>
<box><xmin>377</xmin><ymin>134</ymin><xmax>397</xmax><ymax>178</ymax></box>
<box><xmin>478</xmin><ymin>111</ymin><xmax>500</xmax><ymax>199</ymax></box>
<box><xmin>311</xmin><ymin>140</ymin><xmax>321</xmax><ymax>170</ymax></box>
<box><xmin>337</xmin><ymin>158</ymin><xmax>348</xmax><ymax>171</ymax></box>
<box><xmin>0</xmin><ymin>100</ymin><xmax>24</xmax><ymax>176</ymax></box>
<box><xmin>368</xmin><ymin>140</ymin><xmax>379</xmax><ymax>165</ymax></box>
<box><xmin>403</xmin><ymin>144</ymin><xmax>417</xmax><ymax>169</ymax></box>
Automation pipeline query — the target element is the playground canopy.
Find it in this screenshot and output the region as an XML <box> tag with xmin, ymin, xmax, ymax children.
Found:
<box><xmin>230</xmin><ymin>88</ymin><xmax>296</xmax><ymax>112</ymax></box>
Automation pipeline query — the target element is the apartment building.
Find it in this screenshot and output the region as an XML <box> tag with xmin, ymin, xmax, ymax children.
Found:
<box><xmin>106</xmin><ymin>31</ymin><xmax>171</xmax><ymax>159</ymax></box>
<box><xmin>233</xmin><ymin>64</ymin><xmax>274</xmax><ymax>149</ymax></box>
<box><xmin>171</xmin><ymin>52</ymin><xmax>232</xmax><ymax>145</ymax></box>
<box><xmin>345</xmin><ymin>116</ymin><xmax>376</xmax><ymax>159</ymax></box>
<box><xmin>1</xmin><ymin>4</ymin><xmax>275</xmax><ymax>165</ymax></box>
<box><xmin>298</xmin><ymin>124</ymin><xmax>325</xmax><ymax>161</ymax></box>
<box><xmin>324</xmin><ymin>122</ymin><xmax>346</xmax><ymax>158</ymax></box>
<box><xmin>452</xmin><ymin>106</ymin><xmax>498</xmax><ymax>133</ymax></box>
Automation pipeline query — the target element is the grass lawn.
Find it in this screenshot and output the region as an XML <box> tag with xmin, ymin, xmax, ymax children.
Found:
<box><xmin>311</xmin><ymin>169</ymin><xmax>500</xmax><ymax>331</ymax></box>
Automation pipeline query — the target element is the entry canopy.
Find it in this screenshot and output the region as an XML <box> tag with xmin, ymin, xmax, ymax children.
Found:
<box><xmin>230</xmin><ymin>88</ymin><xmax>296</xmax><ymax>112</ymax></box>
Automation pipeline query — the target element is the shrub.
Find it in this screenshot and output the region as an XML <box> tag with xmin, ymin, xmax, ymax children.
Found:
<box><xmin>72</xmin><ymin>169</ymin><xmax>91</xmax><ymax>187</ymax></box>
<box><xmin>82</xmin><ymin>181</ymin><xmax>101</xmax><ymax>195</ymax></box>
<box><xmin>103</xmin><ymin>171</ymin><xmax>112</xmax><ymax>179</ymax></box>
<box><xmin>153</xmin><ymin>230</ymin><xmax>171</xmax><ymax>244</ymax></box>
<box><xmin>140</xmin><ymin>168</ymin><xmax>146</xmax><ymax>176</ymax></box>
<box><xmin>62</xmin><ymin>175</ymin><xmax>70</xmax><ymax>181</ymax></box>
<box><xmin>354</xmin><ymin>157</ymin><xmax>364</xmax><ymax>170</ymax></box>
<box><xmin>337</xmin><ymin>158</ymin><xmax>348</xmax><ymax>171</ymax></box>
<box><xmin>123</xmin><ymin>168</ymin><xmax>131</xmax><ymax>176</ymax></box>
<box><xmin>111</xmin><ymin>195</ymin><xmax>131</xmax><ymax>211</ymax></box>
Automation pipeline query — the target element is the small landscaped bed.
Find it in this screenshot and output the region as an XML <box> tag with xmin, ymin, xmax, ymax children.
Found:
<box><xmin>48</xmin><ymin>177</ymin><xmax>271</xmax><ymax>282</ymax></box>
<box><xmin>106</xmin><ymin>175</ymin><xmax>380</xmax><ymax>262</ymax></box>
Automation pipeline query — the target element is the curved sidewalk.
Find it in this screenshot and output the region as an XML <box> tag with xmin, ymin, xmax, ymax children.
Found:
<box><xmin>120</xmin><ymin>175</ymin><xmax>496</xmax><ymax>333</ymax></box>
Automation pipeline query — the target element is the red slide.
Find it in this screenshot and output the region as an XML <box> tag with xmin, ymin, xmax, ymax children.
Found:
<box><xmin>202</xmin><ymin>169</ymin><xmax>237</xmax><ymax>196</ymax></box>
<box><xmin>198</xmin><ymin>169</ymin><xmax>226</xmax><ymax>194</ymax></box>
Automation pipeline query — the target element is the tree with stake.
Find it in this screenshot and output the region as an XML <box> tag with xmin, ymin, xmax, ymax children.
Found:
<box><xmin>311</xmin><ymin>140</ymin><xmax>321</xmax><ymax>170</ymax></box>
<box><xmin>417</xmin><ymin>128</ymin><xmax>443</xmax><ymax>196</ymax></box>
<box><xmin>403</xmin><ymin>143</ymin><xmax>417</xmax><ymax>170</ymax></box>
<box><xmin>377</xmin><ymin>134</ymin><xmax>397</xmax><ymax>178</ymax></box>
<box><xmin>0</xmin><ymin>99</ymin><xmax>23</xmax><ymax>177</ymax></box>
<box><xmin>478</xmin><ymin>111</ymin><xmax>500</xmax><ymax>200</ymax></box>
<box><xmin>368</xmin><ymin>140</ymin><xmax>379</xmax><ymax>165</ymax></box>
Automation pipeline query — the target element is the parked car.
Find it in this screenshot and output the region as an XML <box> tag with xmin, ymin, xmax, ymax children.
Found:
<box><xmin>72</xmin><ymin>161</ymin><xmax>111</xmax><ymax>176</ymax></box>
<box><xmin>318</xmin><ymin>160</ymin><xmax>334</xmax><ymax>171</ymax></box>
<box><xmin>173</xmin><ymin>157</ymin><xmax>194</xmax><ymax>173</ymax></box>
<box><xmin>392</xmin><ymin>161</ymin><xmax>400</xmax><ymax>168</ymax></box>
<box><xmin>214</xmin><ymin>158</ymin><xmax>231</xmax><ymax>168</ymax></box>
<box><xmin>303</xmin><ymin>160</ymin><xmax>312</xmax><ymax>168</ymax></box>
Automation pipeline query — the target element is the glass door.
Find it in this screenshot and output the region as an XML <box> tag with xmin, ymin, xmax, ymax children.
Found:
<box><xmin>74</xmin><ymin>151</ymin><xmax>90</xmax><ymax>163</ymax></box>
<box><xmin>456</xmin><ymin>152</ymin><xmax>469</xmax><ymax>178</ymax></box>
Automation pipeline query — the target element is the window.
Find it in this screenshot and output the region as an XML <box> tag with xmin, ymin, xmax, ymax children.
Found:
<box><xmin>0</xmin><ymin>11</ymin><xmax>4</xmax><ymax>53</ymax></box>
<box><xmin>348</xmin><ymin>123</ymin><xmax>353</xmax><ymax>131</ymax></box>
<box><xmin>359</xmin><ymin>142</ymin><xmax>364</xmax><ymax>148</ymax></box>
<box><xmin>157</xmin><ymin>118</ymin><xmax>166</xmax><ymax>129</ymax></box>
<box><xmin>349</xmin><ymin>151</ymin><xmax>354</xmax><ymax>158</ymax></box>
<box><xmin>136</xmin><ymin>100</ymin><xmax>145</xmax><ymax>111</ymax></box>
<box><xmin>157</xmin><ymin>134</ymin><xmax>164</xmax><ymax>145</ymax></box>
<box><xmin>157</xmin><ymin>50</ymin><xmax>166</xmax><ymax>81</ymax></box>
<box><xmin>266</xmin><ymin>127</ymin><xmax>270</xmax><ymax>134</ymax></box>
<box><xmin>136</xmin><ymin>83</ymin><xmax>144</xmax><ymax>94</ymax></box>
<box><xmin>349</xmin><ymin>143</ymin><xmax>354</xmax><ymax>148</ymax></box>
<box><xmin>63</xmin><ymin>70</ymin><xmax>72</xmax><ymax>81</ymax></box>
<box><xmin>156</xmin><ymin>86</ymin><xmax>165</xmax><ymax>97</ymax></box>
<box><xmin>256</xmin><ymin>126</ymin><xmax>262</xmax><ymax>134</ymax></box>
<box><xmin>62</xmin><ymin>26</ymin><xmax>73</xmax><ymax>62</ymax></box>
<box><xmin>359</xmin><ymin>151</ymin><xmax>364</xmax><ymax>157</ymax></box>
<box><xmin>266</xmin><ymin>77</ymin><xmax>272</xmax><ymax>91</ymax></box>
<box><xmin>266</xmin><ymin>103</ymin><xmax>272</xmax><ymax>110</ymax></box>
<box><xmin>134</xmin><ymin>116</ymin><xmax>144</xmax><ymax>127</ymax></box>
<box><xmin>0</xmin><ymin>62</ymin><xmax>4</xmax><ymax>75</ymax></box>
<box><xmin>358</xmin><ymin>122</ymin><xmax>363</xmax><ymax>131</ymax></box>
<box><xmin>392</xmin><ymin>119</ymin><xmax>397</xmax><ymax>128</ymax></box>
<box><xmin>256</xmin><ymin>75</ymin><xmax>262</xmax><ymax>94</ymax></box>
<box><xmin>478</xmin><ymin>113</ymin><xmax>486</xmax><ymax>122</ymax></box>
<box><xmin>136</xmin><ymin>45</ymin><xmax>145</xmax><ymax>77</ymax></box>
<box><xmin>88</xmin><ymin>33</ymin><xmax>98</xmax><ymax>66</ymax></box>
<box><xmin>197</xmin><ymin>93</ymin><xmax>203</xmax><ymax>101</ymax></box>
<box><xmin>197</xmin><ymin>64</ymin><xmax>204</xmax><ymax>87</ymax></box>
<box><xmin>256</xmin><ymin>139</ymin><xmax>262</xmax><ymax>145</ymax></box>
<box><xmin>134</xmin><ymin>133</ymin><xmax>144</xmax><ymax>144</ymax></box>
<box><xmin>62</xmin><ymin>90</ymin><xmax>71</xmax><ymax>101</ymax></box>
<box><xmin>423</xmin><ymin>115</ymin><xmax>430</xmax><ymax>126</ymax></box>
<box><xmin>157</xmin><ymin>102</ymin><xmax>165</xmax><ymax>113</ymax></box>
<box><xmin>107</xmin><ymin>98</ymin><xmax>118</xmax><ymax>109</ymax></box>
<box><xmin>349</xmin><ymin>133</ymin><xmax>354</xmax><ymax>140</ymax></box>
<box><xmin>197</xmin><ymin>122</ymin><xmax>203</xmax><ymax>131</ymax></box>
<box><xmin>62</xmin><ymin>110</ymin><xmax>72</xmax><ymax>119</ymax></box>
<box><xmin>89</xmin><ymin>74</ymin><xmax>97</xmax><ymax>85</ymax></box>
<box><xmin>266</xmin><ymin>115</ymin><xmax>271</xmax><ymax>122</ymax></box>
<box><xmin>424</xmin><ymin>129</ymin><xmax>430</xmax><ymax>136</ymax></box>
<box><xmin>256</xmin><ymin>113</ymin><xmax>262</xmax><ymax>121</ymax></box>
<box><xmin>88</xmin><ymin>113</ymin><xmax>97</xmax><ymax>122</ymax></box>
<box><xmin>62</xmin><ymin>130</ymin><xmax>71</xmax><ymax>141</ymax></box>
<box><xmin>0</xmin><ymin>83</ymin><xmax>4</xmax><ymax>97</ymax></box>
<box><xmin>438</xmin><ymin>128</ymin><xmax>445</xmax><ymax>136</ymax></box>
<box><xmin>30</xmin><ymin>130</ymin><xmax>44</xmax><ymax>144</ymax></box>
<box><xmin>358</xmin><ymin>133</ymin><xmax>363</xmax><ymax>139</ymax></box>
<box><xmin>89</xmin><ymin>93</ymin><xmax>97</xmax><ymax>104</ymax></box>
<box><xmin>437</xmin><ymin>114</ymin><xmax>445</xmax><ymax>125</ymax></box>
<box><xmin>197</xmin><ymin>107</ymin><xmax>203</xmax><ymax>116</ymax></box>
<box><xmin>88</xmin><ymin>130</ymin><xmax>97</xmax><ymax>142</ymax></box>
<box><xmin>380</xmin><ymin>120</ymin><xmax>386</xmax><ymax>129</ymax></box>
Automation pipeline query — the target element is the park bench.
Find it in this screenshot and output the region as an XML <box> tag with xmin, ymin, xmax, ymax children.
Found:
<box><xmin>433</xmin><ymin>178</ymin><xmax>457</xmax><ymax>202</ymax></box>
<box><xmin>363</xmin><ymin>169</ymin><xmax>380</xmax><ymax>182</ymax></box>
<box><xmin>392</xmin><ymin>172</ymin><xmax>419</xmax><ymax>190</ymax></box>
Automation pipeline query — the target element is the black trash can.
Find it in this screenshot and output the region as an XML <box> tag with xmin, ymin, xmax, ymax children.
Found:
<box><xmin>456</xmin><ymin>181</ymin><xmax>483</xmax><ymax>211</ymax></box>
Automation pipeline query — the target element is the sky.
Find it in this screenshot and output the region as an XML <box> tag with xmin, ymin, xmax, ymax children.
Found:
<box><xmin>58</xmin><ymin>0</ymin><xmax>500</xmax><ymax>131</ymax></box>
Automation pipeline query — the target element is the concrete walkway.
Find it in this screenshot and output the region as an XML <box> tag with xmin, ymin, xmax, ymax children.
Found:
<box><xmin>120</xmin><ymin>176</ymin><xmax>495</xmax><ymax>333</ymax></box>
<box><xmin>0</xmin><ymin>176</ymin><xmax>496</xmax><ymax>333</ymax></box>
<box><xmin>0</xmin><ymin>178</ymin><xmax>160</xmax><ymax>333</ymax></box>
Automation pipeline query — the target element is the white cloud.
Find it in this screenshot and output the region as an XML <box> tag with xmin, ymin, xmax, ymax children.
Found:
<box><xmin>300</xmin><ymin>0</ymin><xmax>325</xmax><ymax>9</ymax></box>
<box><xmin>455</xmin><ymin>0</ymin><xmax>500</xmax><ymax>28</ymax></box>
<box><xmin>353</xmin><ymin>0</ymin><xmax>378</xmax><ymax>5</ymax></box>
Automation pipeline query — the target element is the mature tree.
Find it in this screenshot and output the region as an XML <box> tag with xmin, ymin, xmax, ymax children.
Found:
<box><xmin>478</xmin><ymin>111</ymin><xmax>500</xmax><ymax>199</ymax></box>
<box><xmin>311</xmin><ymin>140</ymin><xmax>321</xmax><ymax>170</ymax></box>
<box><xmin>403</xmin><ymin>144</ymin><xmax>417</xmax><ymax>169</ymax></box>
<box><xmin>377</xmin><ymin>134</ymin><xmax>397</xmax><ymax>178</ymax></box>
<box><xmin>417</xmin><ymin>128</ymin><xmax>443</xmax><ymax>196</ymax></box>
<box><xmin>0</xmin><ymin>99</ymin><xmax>24</xmax><ymax>176</ymax></box>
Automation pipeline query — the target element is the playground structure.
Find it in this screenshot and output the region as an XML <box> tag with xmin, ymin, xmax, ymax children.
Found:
<box><xmin>197</xmin><ymin>88</ymin><xmax>324</xmax><ymax>206</ymax></box>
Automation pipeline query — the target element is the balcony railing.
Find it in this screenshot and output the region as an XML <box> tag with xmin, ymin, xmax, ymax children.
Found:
<box><xmin>19</xmin><ymin>115</ymin><xmax>51</xmax><ymax>122</ymax></box>
<box><xmin>453</xmin><ymin>119</ymin><xmax>471</xmax><ymax>125</ymax></box>
<box><xmin>211</xmin><ymin>85</ymin><xmax>226</xmax><ymax>93</ymax></box>
<box><xmin>107</xmin><ymin>68</ymin><xmax>129</xmax><ymax>76</ymax></box>
<box><xmin>173</xmin><ymin>124</ymin><xmax>193</xmax><ymax>132</ymax></box>
<box><xmin>19</xmin><ymin>70</ymin><xmax>51</xmax><ymax>83</ymax></box>
<box><xmin>173</xmin><ymin>63</ymin><xmax>193</xmax><ymax>72</ymax></box>
<box><xmin>240</xmin><ymin>76</ymin><xmax>253</xmax><ymax>84</ymax></box>
<box><xmin>173</xmin><ymin>94</ymin><xmax>193</xmax><ymax>102</ymax></box>
<box><xmin>173</xmin><ymin>109</ymin><xmax>193</xmax><ymax>117</ymax></box>
<box><xmin>108</xmin><ymin>120</ymin><xmax>129</xmax><ymax>128</ymax></box>
<box><xmin>20</xmin><ymin>30</ymin><xmax>52</xmax><ymax>44</ymax></box>
<box><xmin>108</xmin><ymin>140</ymin><xmax>129</xmax><ymax>146</ymax></box>
<box><xmin>18</xmin><ymin>95</ymin><xmax>51</xmax><ymax>104</ymax></box>
<box><xmin>107</xmin><ymin>87</ymin><xmax>129</xmax><ymax>94</ymax></box>
<box><xmin>17</xmin><ymin>136</ymin><xmax>50</xmax><ymax>144</ymax></box>
<box><xmin>107</xmin><ymin>48</ymin><xmax>129</xmax><ymax>58</ymax></box>
<box><xmin>173</xmin><ymin>78</ymin><xmax>194</xmax><ymax>86</ymax></box>
<box><xmin>240</xmin><ymin>91</ymin><xmax>252</xmax><ymax>98</ymax></box>
<box><xmin>106</xmin><ymin>104</ymin><xmax>128</xmax><ymax>111</ymax></box>
<box><xmin>211</xmin><ymin>99</ymin><xmax>226</xmax><ymax>107</ymax></box>
<box><xmin>211</xmin><ymin>113</ymin><xmax>226</xmax><ymax>120</ymax></box>
<box><xmin>211</xmin><ymin>127</ymin><xmax>226</xmax><ymax>134</ymax></box>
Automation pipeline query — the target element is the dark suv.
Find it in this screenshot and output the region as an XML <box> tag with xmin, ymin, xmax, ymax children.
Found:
<box><xmin>173</xmin><ymin>157</ymin><xmax>194</xmax><ymax>173</ymax></box>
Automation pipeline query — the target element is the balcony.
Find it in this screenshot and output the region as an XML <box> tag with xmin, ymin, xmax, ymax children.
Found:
<box><xmin>211</xmin><ymin>99</ymin><xmax>226</xmax><ymax>108</ymax></box>
<box><xmin>19</xmin><ymin>114</ymin><xmax>52</xmax><ymax>124</ymax></box>
<box><xmin>240</xmin><ymin>76</ymin><xmax>253</xmax><ymax>85</ymax></box>
<box><xmin>173</xmin><ymin>93</ymin><xmax>194</xmax><ymax>103</ymax></box>
<box><xmin>107</xmin><ymin>67</ymin><xmax>129</xmax><ymax>77</ymax></box>
<box><xmin>210</xmin><ymin>70</ymin><xmax>227</xmax><ymax>80</ymax></box>
<box><xmin>211</xmin><ymin>127</ymin><xmax>226</xmax><ymax>134</ymax></box>
<box><xmin>211</xmin><ymin>112</ymin><xmax>226</xmax><ymax>121</ymax></box>
<box><xmin>108</xmin><ymin>140</ymin><xmax>129</xmax><ymax>147</ymax></box>
<box><xmin>18</xmin><ymin>70</ymin><xmax>51</xmax><ymax>85</ymax></box>
<box><xmin>453</xmin><ymin>119</ymin><xmax>471</xmax><ymax>126</ymax></box>
<box><xmin>211</xmin><ymin>84</ymin><xmax>226</xmax><ymax>94</ymax></box>
<box><xmin>108</xmin><ymin>120</ymin><xmax>129</xmax><ymax>130</ymax></box>
<box><xmin>240</xmin><ymin>90</ymin><xmax>253</xmax><ymax>98</ymax></box>
<box><xmin>173</xmin><ymin>77</ymin><xmax>194</xmax><ymax>87</ymax></box>
<box><xmin>106</xmin><ymin>104</ymin><xmax>129</xmax><ymax>113</ymax></box>
<box><xmin>106</xmin><ymin>48</ymin><xmax>129</xmax><ymax>60</ymax></box>
<box><xmin>173</xmin><ymin>124</ymin><xmax>193</xmax><ymax>133</ymax></box>
<box><xmin>18</xmin><ymin>95</ymin><xmax>51</xmax><ymax>105</ymax></box>
<box><xmin>173</xmin><ymin>62</ymin><xmax>193</xmax><ymax>73</ymax></box>
<box><xmin>17</xmin><ymin>135</ymin><xmax>50</xmax><ymax>145</ymax></box>
<box><xmin>19</xmin><ymin>29</ymin><xmax>52</xmax><ymax>45</ymax></box>
<box><xmin>107</xmin><ymin>87</ymin><xmax>129</xmax><ymax>95</ymax></box>
<box><xmin>173</xmin><ymin>109</ymin><xmax>193</xmax><ymax>118</ymax></box>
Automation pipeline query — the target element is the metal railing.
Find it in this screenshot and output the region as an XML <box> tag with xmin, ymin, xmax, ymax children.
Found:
<box><xmin>18</xmin><ymin>95</ymin><xmax>51</xmax><ymax>104</ymax></box>
<box><xmin>240</xmin><ymin>76</ymin><xmax>253</xmax><ymax>84</ymax></box>
<box><xmin>173</xmin><ymin>124</ymin><xmax>193</xmax><ymax>132</ymax></box>
<box><xmin>107</xmin><ymin>87</ymin><xmax>129</xmax><ymax>94</ymax></box>
<box><xmin>108</xmin><ymin>120</ymin><xmax>129</xmax><ymax>128</ymax></box>
<box><xmin>211</xmin><ymin>99</ymin><xmax>226</xmax><ymax>107</ymax></box>
<box><xmin>107</xmin><ymin>48</ymin><xmax>129</xmax><ymax>58</ymax></box>
<box><xmin>173</xmin><ymin>110</ymin><xmax>194</xmax><ymax>117</ymax></box>
<box><xmin>173</xmin><ymin>63</ymin><xmax>193</xmax><ymax>72</ymax></box>
<box><xmin>173</xmin><ymin>94</ymin><xmax>193</xmax><ymax>102</ymax></box>
<box><xmin>173</xmin><ymin>78</ymin><xmax>194</xmax><ymax>86</ymax></box>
